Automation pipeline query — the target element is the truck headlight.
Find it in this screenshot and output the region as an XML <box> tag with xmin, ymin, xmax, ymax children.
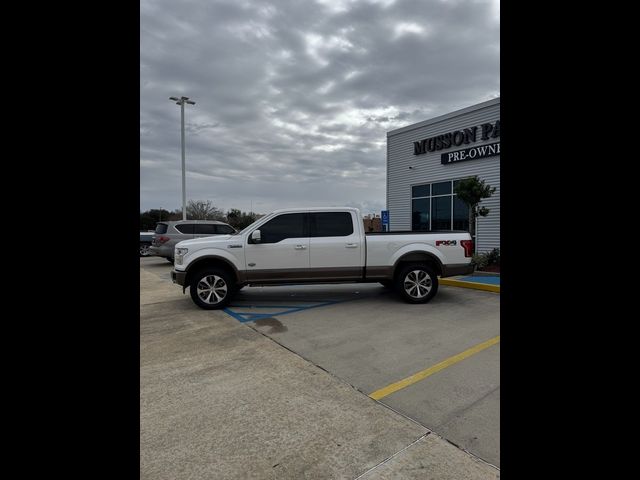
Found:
<box><xmin>175</xmin><ymin>248</ymin><xmax>188</xmax><ymax>265</ymax></box>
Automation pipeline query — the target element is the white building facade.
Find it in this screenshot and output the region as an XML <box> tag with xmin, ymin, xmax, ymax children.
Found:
<box><xmin>386</xmin><ymin>98</ymin><xmax>500</xmax><ymax>253</ymax></box>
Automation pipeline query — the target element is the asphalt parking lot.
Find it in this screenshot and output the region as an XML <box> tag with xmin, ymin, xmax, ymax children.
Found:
<box><xmin>141</xmin><ymin>256</ymin><xmax>500</xmax><ymax>478</ymax></box>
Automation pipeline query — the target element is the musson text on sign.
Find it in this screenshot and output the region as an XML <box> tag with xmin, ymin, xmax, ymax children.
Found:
<box><xmin>413</xmin><ymin>120</ymin><xmax>500</xmax><ymax>156</ymax></box>
<box><xmin>441</xmin><ymin>142</ymin><xmax>500</xmax><ymax>165</ymax></box>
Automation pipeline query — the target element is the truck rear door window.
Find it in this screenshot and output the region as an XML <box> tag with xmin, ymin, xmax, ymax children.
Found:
<box><xmin>310</xmin><ymin>212</ymin><xmax>353</xmax><ymax>237</ymax></box>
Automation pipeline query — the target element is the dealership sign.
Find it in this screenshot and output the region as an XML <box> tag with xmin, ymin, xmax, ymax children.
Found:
<box><xmin>413</xmin><ymin>120</ymin><xmax>500</xmax><ymax>158</ymax></box>
<box><xmin>441</xmin><ymin>142</ymin><xmax>500</xmax><ymax>164</ymax></box>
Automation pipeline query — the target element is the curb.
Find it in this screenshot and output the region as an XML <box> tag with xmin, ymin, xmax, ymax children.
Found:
<box><xmin>440</xmin><ymin>278</ymin><xmax>500</xmax><ymax>293</ymax></box>
<box><xmin>472</xmin><ymin>271</ymin><xmax>500</xmax><ymax>276</ymax></box>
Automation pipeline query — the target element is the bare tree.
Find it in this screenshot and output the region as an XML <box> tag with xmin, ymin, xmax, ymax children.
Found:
<box><xmin>140</xmin><ymin>208</ymin><xmax>172</xmax><ymax>230</ymax></box>
<box><xmin>226</xmin><ymin>208</ymin><xmax>259</xmax><ymax>229</ymax></box>
<box><xmin>186</xmin><ymin>200</ymin><xmax>225</xmax><ymax>220</ymax></box>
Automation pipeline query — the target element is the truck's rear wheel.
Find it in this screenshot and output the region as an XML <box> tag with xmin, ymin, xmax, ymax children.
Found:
<box><xmin>189</xmin><ymin>268</ymin><xmax>235</xmax><ymax>310</ymax></box>
<box><xmin>395</xmin><ymin>264</ymin><xmax>438</xmax><ymax>304</ymax></box>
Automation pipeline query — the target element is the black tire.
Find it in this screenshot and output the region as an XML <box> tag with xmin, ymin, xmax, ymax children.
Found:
<box><xmin>189</xmin><ymin>268</ymin><xmax>236</xmax><ymax>310</ymax></box>
<box><xmin>167</xmin><ymin>257</ymin><xmax>175</xmax><ymax>264</ymax></box>
<box><xmin>395</xmin><ymin>264</ymin><xmax>438</xmax><ymax>304</ymax></box>
<box><xmin>379</xmin><ymin>280</ymin><xmax>394</xmax><ymax>290</ymax></box>
<box><xmin>139</xmin><ymin>242</ymin><xmax>152</xmax><ymax>257</ymax></box>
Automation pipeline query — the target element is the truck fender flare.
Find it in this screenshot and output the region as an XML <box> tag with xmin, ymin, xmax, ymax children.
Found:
<box><xmin>391</xmin><ymin>244</ymin><xmax>446</xmax><ymax>276</ymax></box>
<box><xmin>184</xmin><ymin>251</ymin><xmax>244</xmax><ymax>285</ymax></box>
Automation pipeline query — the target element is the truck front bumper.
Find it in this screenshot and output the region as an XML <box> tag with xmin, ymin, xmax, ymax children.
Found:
<box><xmin>171</xmin><ymin>269</ymin><xmax>187</xmax><ymax>286</ymax></box>
<box><xmin>441</xmin><ymin>263</ymin><xmax>475</xmax><ymax>277</ymax></box>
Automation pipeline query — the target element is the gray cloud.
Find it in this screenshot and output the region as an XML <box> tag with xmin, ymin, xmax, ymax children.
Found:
<box><xmin>141</xmin><ymin>0</ymin><xmax>499</xmax><ymax>215</ymax></box>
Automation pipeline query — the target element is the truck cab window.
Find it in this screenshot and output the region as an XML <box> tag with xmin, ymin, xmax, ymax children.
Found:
<box><xmin>257</xmin><ymin>213</ymin><xmax>307</xmax><ymax>243</ymax></box>
<box><xmin>310</xmin><ymin>212</ymin><xmax>353</xmax><ymax>237</ymax></box>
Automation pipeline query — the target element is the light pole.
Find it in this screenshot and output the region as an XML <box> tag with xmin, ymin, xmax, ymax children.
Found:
<box><xmin>169</xmin><ymin>96</ymin><xmax>196</xmax><ymax>220</ymax></box>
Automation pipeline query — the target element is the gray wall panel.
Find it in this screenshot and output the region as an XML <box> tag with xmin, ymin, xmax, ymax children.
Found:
<box><xmin>387</xmin><ymin>99</ymin><xmax>500</xmax><ymax>253</ymax></box>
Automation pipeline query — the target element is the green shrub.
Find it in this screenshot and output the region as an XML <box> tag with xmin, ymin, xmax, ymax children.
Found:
<box><xmin>485</xmin><ymin>248</ymin><xmax>500</xmax><ymax>266</ymax></box>
<box><xmin>472</xmin><ymin>248</ymin><xmax>500</xmax><ymax>270</ymax></box>
<box><xmin>472</xmin><ymin>253</ymin><xmax>489</xmax><ymax>270</ymax></box>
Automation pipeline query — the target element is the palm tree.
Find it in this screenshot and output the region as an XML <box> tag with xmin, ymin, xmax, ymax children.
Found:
<box><xmin>454</xmin><ymin>176</ymin><xmax>496</xmax><ymax>254</ymax></box>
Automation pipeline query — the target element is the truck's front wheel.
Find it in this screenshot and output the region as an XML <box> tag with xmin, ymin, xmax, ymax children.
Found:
<box><xmin>395</xmin><ymin>264</ymin><xmax>438</xmax><ymax>304</ymax></box>
<box><xmin>189</xmin><ymin>268</ymin><xmax>235</xmax><ymax>310</ymax></box>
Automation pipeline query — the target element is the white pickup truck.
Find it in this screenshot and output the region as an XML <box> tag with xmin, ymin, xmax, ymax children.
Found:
<box><xmin>171</xmin><ymin>207</ymin><xmax>474</xmax><ymax>309</ymax></box>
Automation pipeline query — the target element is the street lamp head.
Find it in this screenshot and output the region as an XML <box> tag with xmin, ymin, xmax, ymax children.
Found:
<box><xmin>170</xmin><ymin>96</ymin><xmax>195</xmax><ymax>106</ymax></box>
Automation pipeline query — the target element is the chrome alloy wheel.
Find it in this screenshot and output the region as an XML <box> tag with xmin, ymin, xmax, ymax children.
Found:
<box><xmin>196</xmin><ymin>274</ymin><xmax>228</xmax><ymax>305</ymax></box>
<box><xmin>403</xmin><ymin>269</ymin><xmax>432</xmax><ymax>299</ymax></box>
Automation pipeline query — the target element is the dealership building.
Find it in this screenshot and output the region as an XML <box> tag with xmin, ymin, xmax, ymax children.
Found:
<box><xmin>386</xmin><ymin>97</ymin><xmax>500</xmax><ymax>253</ymax></box>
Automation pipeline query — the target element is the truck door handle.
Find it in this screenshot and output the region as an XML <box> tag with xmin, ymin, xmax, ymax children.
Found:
<box><xmin>345</xmin><ymin>243</ymin><xmax>358</xmax><ymax>248</ymax></box>
<box><xmin>294</xmin><ymin>245</ymin><xmax>307</xmax><ymax>250</ymax></box>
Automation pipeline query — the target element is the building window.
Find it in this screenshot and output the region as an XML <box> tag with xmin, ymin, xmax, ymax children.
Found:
<box><xmin>432</xmin><ymin>196</ymin><xmax>451</xmax><ymax>230</ymax></box>
<box><xmin>411</xmin><ymin>198</ymin><xmax>430</xmax><ymax>231</ymax></box>
<box><xmin>411</xmin><ymin>179</ymin><xmax>470</xmax><ymax>231</ymax></box>
<box><xmin>453</xmin><ymin>196</ymin><xmax>469</xmax><ymax>230</ymax></box>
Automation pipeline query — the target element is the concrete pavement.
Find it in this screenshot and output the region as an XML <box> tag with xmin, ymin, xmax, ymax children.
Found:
<box><xmin>140</xmin><ymin>258</ymin><xmax>500</xmax><ymax>479</ymax></box>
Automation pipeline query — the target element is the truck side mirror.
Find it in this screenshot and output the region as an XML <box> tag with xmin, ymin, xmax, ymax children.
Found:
<box><xmin>251</xmin><ymin>229</ymin><xmax>261</xmax><ymax>243</ymax></box>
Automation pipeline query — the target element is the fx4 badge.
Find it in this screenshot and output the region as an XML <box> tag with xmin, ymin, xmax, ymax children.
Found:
<box><xmin>436</xmin><ymin>240</ymin><xmax>457</xmax><ymax>246</ymax></box>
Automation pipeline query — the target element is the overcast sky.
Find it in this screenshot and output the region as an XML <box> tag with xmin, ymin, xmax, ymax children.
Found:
<box><xmin>140</xmin><ymin>0</ymin><xmax>499</xmax><ymax>216</ymax></box>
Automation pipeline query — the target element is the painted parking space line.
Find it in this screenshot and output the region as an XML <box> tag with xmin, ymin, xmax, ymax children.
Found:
<box><xmin>369</xmin><ymin>335</ymin><xmax>500</xmax><ymax>400</ymax></box>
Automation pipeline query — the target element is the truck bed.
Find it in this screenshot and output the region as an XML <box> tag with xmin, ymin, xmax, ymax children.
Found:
<box><xmin>366</xmin><ymin>230</ymin><xmax>469</xmax><ymax>235</ymax></box>
<box><xmin>365</xmin><ymin>229</ymin><xmax>472</xmax><ymax>270</ymax></box>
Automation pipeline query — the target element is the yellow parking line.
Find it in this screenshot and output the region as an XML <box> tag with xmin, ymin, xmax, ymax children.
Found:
<box><xmin>369</xmin><ymin>336</ymin><xmax>500</xmax><ymax>400</ymax></box>
<box><xmin>440</xmin><ymin>278</ymin><xmax>500</xmax><ymax>293</ymax></box>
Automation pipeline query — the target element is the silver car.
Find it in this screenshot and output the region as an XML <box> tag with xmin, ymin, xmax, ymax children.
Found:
<box><xmin>150</xmin><ymin>220</ymin><xmax>237</xmax><ymax>263</ymax></box>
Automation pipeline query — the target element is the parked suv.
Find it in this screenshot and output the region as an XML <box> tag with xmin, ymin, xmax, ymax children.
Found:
<box><xmin>150</xmin><ymin>220</ymin><xmax>237</xmax><ymax>263</ymax></box>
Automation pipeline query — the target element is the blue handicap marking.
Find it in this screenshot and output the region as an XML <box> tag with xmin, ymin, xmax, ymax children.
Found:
<box><xmin>224</xmin><ymin>300</ymin><xmax>341</xmax><ymax>323</ymax></box>
<box><xmin>457</xmin><ymin>275</ymin><xmax>500</xmax><ymax>285</ymax></box>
